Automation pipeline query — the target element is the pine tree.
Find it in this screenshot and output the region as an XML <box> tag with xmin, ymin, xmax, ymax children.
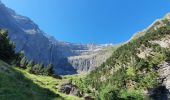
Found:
<box><xmin>20</xmin><ymin>57</ymin><xmax>28</xmax><ymax>68</ymax></box>
<box><xmin>0</xmin><ymin>29</ymin><xmax>16</xmax><ymax>63</ymax></box>
<box><xmin>44</xmin><ymin>63</ymin><xmax>53</xmax><ymax>75</ymax></box>
<box><xmin>31</xmin><ymin>63</ymin><xmax>44</xmax><ymax>75</ymax></box>
<box><xmin>26</xmin><ymin>60</ymin><xmax>34</xmax><ymax>72</ymax></box>
<box><xmin>26</xmin><ymin>60</ymin><xmax>34</xmax><ymax>68</ymax></box>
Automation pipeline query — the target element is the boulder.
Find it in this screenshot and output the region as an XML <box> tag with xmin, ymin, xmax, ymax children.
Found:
<box><xmin>59</xmin><ymin>82</ymin><xmax>82</xmax><ymax>97</ymax></box>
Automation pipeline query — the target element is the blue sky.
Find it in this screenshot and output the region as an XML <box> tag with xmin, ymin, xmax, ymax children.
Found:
<box><xmin>1</xmin><ymin>0</ymin><xmax>170</xmax><ymax>44</ymax></box>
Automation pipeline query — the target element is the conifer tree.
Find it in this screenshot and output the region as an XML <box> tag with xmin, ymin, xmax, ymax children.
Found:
<box><xmin>0</xmin><ymin>29</ymin><xmax>16</xmax><ymax>63</ymax></box>
<box><xmin>44</xmin><ymin>63</ymin><xmax>53</xmax><ymax>75</ymax></box>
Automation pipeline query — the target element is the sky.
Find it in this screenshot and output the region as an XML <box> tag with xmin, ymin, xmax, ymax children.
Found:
<box><xmin>1</xmin><ymin>0</ymin><xmax>170</xmax><ymax>44</ymax></box>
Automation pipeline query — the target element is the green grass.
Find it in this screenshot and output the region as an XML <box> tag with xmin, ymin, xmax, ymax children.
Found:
<box><xmin>15</xmin><ymin>67</ymin><xmax>83</xmax><ymax>100</ymax></box>
<box><xmin>0</xmin><ymin>60</ymin><xmax>83</xmax><ymax>100</ymax></box>
<box><xmin>0</xmin><ymin>60</ymin><xmax>62</xmax><ymax>100</ymax></box>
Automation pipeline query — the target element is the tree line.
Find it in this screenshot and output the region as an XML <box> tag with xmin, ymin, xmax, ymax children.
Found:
<box><xmin>0</xmin><ymin>29</ymin><xmax>53</xmax><ymax>76</ymax></box>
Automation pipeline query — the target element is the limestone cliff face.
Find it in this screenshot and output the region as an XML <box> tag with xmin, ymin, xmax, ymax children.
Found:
<box><xmin>68</xmin><ymin>46</ymin><xmax>114</xmax><ymax>73</ymax></box>
<box><xmin>0</xmin><ymin>2</ymin><xmax>113</xmax><ymax>75</ymax></box>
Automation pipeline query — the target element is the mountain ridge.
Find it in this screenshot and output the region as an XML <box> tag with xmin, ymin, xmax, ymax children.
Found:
<box><xmin>130</xmin><ymin>13</ymin><xmax>170</xmax><ymax>41</ymax></box>
<box><xmin>76</xmin><ymin>13</ymin><xmax>170</xmax><ymax>100</ymax></box>
<box><xmin>0</xmin><ymin>1</ymin><xmax>114</xmax><ymax>75</ymax></box>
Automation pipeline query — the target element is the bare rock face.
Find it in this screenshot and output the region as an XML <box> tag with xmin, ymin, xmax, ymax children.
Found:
<box><xmin>0</xmin><ymin>1</ymin><xmax>113</xmax><ymax>75</ymax></box>
<box><xmin>148</xmin><ymin>61</ymin><xmax>170</xmax><ymax>100</ymax></box>
<box><xmin>68</xmin><ymin>46</ymin><xmax>113</xmax><ymax>73</ymax></box>
<box><xmin>150</xmin><ymin>35</ymin><xmax>170</xmax><ymax>48</ymax></box>
<box><xmin>158</xmin><ymin>62</ymin><xmax>170</xmax><ymax>93</ymax></box>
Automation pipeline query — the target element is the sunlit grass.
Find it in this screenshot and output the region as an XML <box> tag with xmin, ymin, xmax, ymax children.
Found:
<box><xmin>15</xmin><ymin>67</ymin><xmax>83</xmax><ymax>100</ymax></box>
<box><xmin>0</xmin><ymin>60</ymin><xmax>62</xmax><ymax>100</ymax></box>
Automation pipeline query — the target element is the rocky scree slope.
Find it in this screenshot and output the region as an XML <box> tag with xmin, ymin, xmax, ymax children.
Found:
<box><xmin>0</xmin><ymin>1</ymin><xmax>113</xmax><ymax>75</ymax></box>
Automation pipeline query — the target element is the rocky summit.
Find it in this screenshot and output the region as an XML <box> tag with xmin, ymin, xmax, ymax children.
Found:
<box><xmin>0</xmin><ymin>2</ymin><xmax>114</xmax><ymax>75</ymax></box>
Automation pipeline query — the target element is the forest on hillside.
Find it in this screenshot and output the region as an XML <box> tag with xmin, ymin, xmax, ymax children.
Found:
<box><xmin>74</xmin><ymin>24</ymin><xmax>170</xmax><ymax>100</ymax></box>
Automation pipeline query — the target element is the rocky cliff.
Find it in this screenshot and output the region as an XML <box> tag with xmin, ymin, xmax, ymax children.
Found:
<box><xmin>0</xmin><ymin>1</ymin><xmax>114</xmax><ymax>75</ymax></box>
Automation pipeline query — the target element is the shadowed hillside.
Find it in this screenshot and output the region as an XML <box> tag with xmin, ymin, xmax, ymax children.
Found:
<box><xmin>0</xmin><ymin>60</ymin><xmax>63</xmax><ymax>100</ymax></box>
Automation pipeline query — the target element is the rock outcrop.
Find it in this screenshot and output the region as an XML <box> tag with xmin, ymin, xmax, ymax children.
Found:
<box><xmin>0</xmin><ymin>1</ymin><xmax>113</xmax><ymax>75</ymax></box>
<box><xmin>147</xmin><ymin>61</ymin><xmax>170</xmax><ymax>100</ymax></box>
<box><xmin>159</xmin><ymin>62</ymin><xmax>170</xmax><ymax>91</ymax></box>
<box><xmin>59</xmin><ymin>81</ymin><xmax>83</xmax><ymax>97</ymax></box>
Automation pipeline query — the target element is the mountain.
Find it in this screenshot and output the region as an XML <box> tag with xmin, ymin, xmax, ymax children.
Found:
<box><xmin>4</xmin><ymin>1</ymin><xmax>170</xmax><ymax>99</ymax></box>
<box><xmin>74</xmin><ymin>13</ymin><xmax>170</xmax><ymax>100</ymax></box>
<box><xmin>0</xmin><ymin>1</ymin><xmax>114</xmax><ymax>75</ymax></box>
<box><xmin>0</xmin><ymin>28</ymin><xmax>84</xmax><ymax>100</ymax></box>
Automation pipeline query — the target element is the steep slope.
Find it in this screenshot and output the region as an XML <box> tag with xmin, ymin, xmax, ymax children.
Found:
<box><xmin>130</xmin><ymin>13</ymin><xmax>170</xmax><ymax>41</ymax></box>
<box><xmin>0</xmin><ymin>29</ymin><xmax>83</xmax><ymax>100</ymax></box>
<box><xmin>76</xmin><ymin>13</ymin><xmax>170</xmax><ymax>100</ymax></box>
<box><xmin>0</xmin><ymin>1</ymin><xmax>114</xmax><ymax>75</ymax></box>
<box><xmin>14</xmin><ymin>65</ymin><xmax>84</xmax><ymax>100</ymax></box>
<box><xmin>0</xmin><ymin>60</ymin><xmax>63</xmax><ymax>100</ymax></box>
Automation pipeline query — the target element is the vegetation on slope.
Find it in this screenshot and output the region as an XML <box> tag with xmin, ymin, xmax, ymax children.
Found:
<box><xmin>0</xmin><ymin>29</ymin><xmax>52</xmax><ymax>76</ymax></box>
<box><xmin>75</xmin><ymin>23</ymin><xmax>170</xmax><ymax>99</ymax></box>
<box><xmin>19</xmin><ymin>55</ymin><xmax>54</xmax><ymax>76</ymax></box>
<box><xmin>0</xmin><ymin>29</ymin><xmax>82</xmax><ymax>100</ymax></box>
<box><xmin>15</xmin><ymin>67</ymin><xmax>83</xmax><ymax>100</ymax></box>
<box><xmin>0</xmin><ymin>60</ymin><xmax>63</xmax><ymax>100</ymax></box>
